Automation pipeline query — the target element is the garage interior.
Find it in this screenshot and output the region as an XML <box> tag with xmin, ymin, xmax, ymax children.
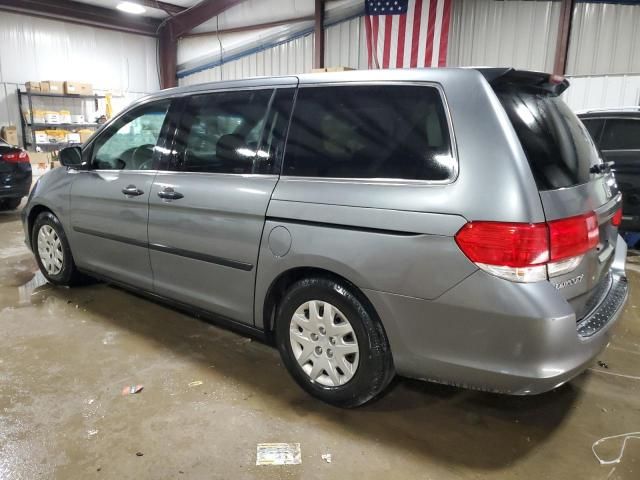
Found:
<box><xmin>1</xmin><ymin>0</ymin><xmax>640</xmax><ymax>478</ymax></box>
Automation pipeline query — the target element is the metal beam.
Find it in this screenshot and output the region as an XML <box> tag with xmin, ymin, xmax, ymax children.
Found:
<box><xmin>169</xmin><ymin>0</ymin><xmax>247</xmax><ymax>39</ymax></box>
<box><xmin>0</xmin><ymin>0</ymin><xmax>161</xmax><ymax>36</ymax></box>
<box><xmin>553</xmin><ymin>0</ymin><xmax>576</xmax><ymax>75</ymax></box>
<box><xmin>183</xmin><ymin>15</ymin><xmax>315</xmax><ymax>38</ymax></box>
<box><xmin>159</xmin><ymin>23</ymin><xmax>178</xmax><ymax>89</ymax></box>
<box><xmin>159</xmin><ymin>0</ymin><xmax>249</xmax><ymax>88</ymax></box>
<box><xmin>141</xmin><ymin>0</ymin><xmax>186</xmax><ymax>16</ymax></box>
<box><xmin>314</xmin><ymin>0</ymin><xmax>325</xmax><ymax>69</ymax></box>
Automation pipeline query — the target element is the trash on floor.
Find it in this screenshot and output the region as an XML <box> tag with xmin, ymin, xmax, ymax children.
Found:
<box><xmin>321</xmin><ymin>453</ymin><xmax>332</xmax><ymax>463</ymax></box>
<box><xmin>121</xmin><ymin>384</ymin><xmax>144</xmax><ymax>395</ymax></box>
<box><xmin>592</xmin><ymin>431</ymin><xmax>640</xmax><ymax>465</ymax></box>
<box><xmin>87</xmin><ymin>429</ymin><xmax>98</xmax><ymax>438</ymax></box>
<box><xmin>597</xmin><ymin>360</ymin><xmax>609</xmax><ymax>369</ymax></box>
<box><xmin>188</xmin><ymin>380</ymin><xmax>203</xmax><ymax>387</ymax></box>
<box><xmin>256</xmin><ymin>443</ymin><xmax>302</xmax><ymax>465</ymax></box>
<box><xmin>136</xmin><ymin>451</ymin><xmax>144</xmax><ymax>457</ymax></box>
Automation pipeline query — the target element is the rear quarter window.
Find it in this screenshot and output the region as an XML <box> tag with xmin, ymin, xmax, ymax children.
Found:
<box><xmin>497</xmin><ymin>89</ymin><xmax>602</xmax><ymax>190</ymax></box>
<box><xmin>283</xmin><ymin>85</ymin><xmax>455</xmax><ymax>181</ymax></box>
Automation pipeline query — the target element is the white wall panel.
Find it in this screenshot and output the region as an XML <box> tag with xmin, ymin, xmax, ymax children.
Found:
<box><xmin>448</xmin><ymin>0</ymin><xmax>560</xmax><ymax>72</ymax></box>
<box><xmin>0</xmin><ymin>11</ymin><xmax>159</xmax><ymax>141</ymax></box>
<box><xmin>324</xmin><ymin>16</ymin><xmax>368</xmax><ymax>70</ymax></box>
<box><xmin>563</xmin><ymin>74</ymin><xmax>640</xmax><ymax>112</ymax></box>
<box><xmin>180</xmin><ymin>34</ymin><xmax>314</xmax><ymax>86</ymax></box>
<box><xmin>567</xmin><ymin>2</ymin><xmax>640</xmax><ymax>75</ymax></box>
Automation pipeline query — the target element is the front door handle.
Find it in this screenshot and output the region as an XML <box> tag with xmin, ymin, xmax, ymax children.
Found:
<box><xmin>122</xmin><ymin>185</ymin><xmax>144</xmax><ymax>196</ymax></box>
<box><xmin>157</xmin><ymin>187</ymin><xmax>184</xmax><ymax>200</ymax></box>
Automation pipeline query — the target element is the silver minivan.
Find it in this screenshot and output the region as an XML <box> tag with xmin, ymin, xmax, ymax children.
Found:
<box><xmin>23</xmin><ymin>68</ymin><xmax>628</xmax><ymax>407</ymax></box>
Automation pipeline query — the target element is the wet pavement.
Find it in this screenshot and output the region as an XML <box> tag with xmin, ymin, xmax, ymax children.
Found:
<box><xmin>1</xmin><ymin>203</ymin><xmax>639</xmax><ymax>480</ymax></box>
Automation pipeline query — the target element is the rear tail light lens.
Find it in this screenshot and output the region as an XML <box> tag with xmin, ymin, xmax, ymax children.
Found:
<box><xmin>548</xmin><ymin>212</ymin><xmax>599</xmax><ymax>261</ymax></box>
<box><xmin>2</xmin><ymin>150</ymin><xmax>30</xmax><ymax>163</ymax></box>
<box><xmin>612</xmin><ymin>208</ymin><xmax>622</xmax><ymax>227</ymax></box>
<box><xmin>455</xmin><ymin>212</ymin><xmax>600</xmax><ymax>283</ymax></box>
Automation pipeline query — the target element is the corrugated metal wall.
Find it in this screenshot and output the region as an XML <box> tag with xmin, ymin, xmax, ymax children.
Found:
<box><xmin>179</xmin><ymin>34</ymin><xmax>314</xmax><ymax>86</ymax></box>
<box><xmin>567</xmin><ymin>1</ymin><xmax>640</xmax><ymax>75</ymax></box>
<box><xmin>324</xmin><ymin>16</ymin><xmax>368</xmax><ymax>70</ymax></box>
<box><xmin>178</xmin><ymin>0</ymin><xmax>640</xmax><ymax>111</ymax></box>
<box><xmin>447</xmin><ymin>0</ymin><xmax>560</xmax><ymax>71</ymax></box>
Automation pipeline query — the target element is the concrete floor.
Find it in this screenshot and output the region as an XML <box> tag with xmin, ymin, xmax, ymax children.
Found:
<box><xmin>1</xmin><ymin>205</ymin><xmax>640</xmax><ymax>480</ymax></box>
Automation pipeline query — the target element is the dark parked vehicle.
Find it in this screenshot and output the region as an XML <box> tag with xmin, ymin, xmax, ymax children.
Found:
<box><xmin>579</xmin><ymin>108</ymin><xmax>640</xmax><ymax>231</ymax></box>
<box><xmin>0</xmin><ymin>138</ymin><xmax>32</xmax><ymax>211</ymax></box>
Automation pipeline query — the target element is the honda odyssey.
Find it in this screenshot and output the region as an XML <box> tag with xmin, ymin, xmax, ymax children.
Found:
<box><xmin>22</xmin><ymin>68</ymin><xmax>628</xmax><ymax>407</ymax></box>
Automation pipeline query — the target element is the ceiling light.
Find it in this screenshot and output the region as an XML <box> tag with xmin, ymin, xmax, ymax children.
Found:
<box><xmin>117</xmin><ymin>2</ymin><xmax>146</xmax><ymax>14</ymax></box>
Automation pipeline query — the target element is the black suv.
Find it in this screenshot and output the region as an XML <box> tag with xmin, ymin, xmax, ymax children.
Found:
<box><xmin>579</xmin><ymin>107</ymin><xmax>640</xmax><ymax>231</ymax></box>
<box><xmin>0</xmin><ymin>139</ymin><xmax>32</xmax><ymax>210</ymax></box>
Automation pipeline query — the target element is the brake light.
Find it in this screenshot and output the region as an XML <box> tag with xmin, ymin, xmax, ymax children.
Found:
<box><xmin>612</xmin><ymin>208</ymin><xmax>622</xmax><ymax>227</ymax></box>
<box><xmin>549</xmin><ymin>212</ymin><xmax>599</xmax><ymax>261</ymax></box>
<box><xmin>2</xmin><ymin>150</ymin><xmax>30</xmax><ymax>163</ymax></box>
<box><xmin>455</xmin><ymin>212</ymin><xmax>600</xmax><ymax>283</ymax></box>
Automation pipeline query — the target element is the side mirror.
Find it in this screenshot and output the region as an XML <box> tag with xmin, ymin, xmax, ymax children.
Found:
<box><xmin>59</xmin><ymin>146</ymin><xmax>84</xmax><ymax>168</ymax></box>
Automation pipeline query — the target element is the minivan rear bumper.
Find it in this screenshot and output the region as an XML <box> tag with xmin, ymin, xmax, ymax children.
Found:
<box><xmin>364</xmin><ymin>235</ymin><xmax>628</xmax><ymax>395</ymax></box>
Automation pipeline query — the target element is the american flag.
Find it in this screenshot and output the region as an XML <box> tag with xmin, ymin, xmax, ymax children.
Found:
<box><xmin>364</xmin><ymin>0</ymin><xmax>452</xmax><ymax>69</ymax></box>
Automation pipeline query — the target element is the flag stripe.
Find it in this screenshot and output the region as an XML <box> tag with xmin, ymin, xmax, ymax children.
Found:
<box><xmin>396</xmin><ymin>9</ymin><xmax>407</xmax><ymax>68</ymax></box>
<box><xmin>382</xmin><ymin>15</ymin><xmax>393</xmax><ymax>68</ymax></box>
<box><xmin>424</xmin><ymin>0</ymin><xmax>438</xmax><ymax>67</ymax></box>
<box><xmin>364</xmin><ymin>14</ymin><xmax>373</xmax><ymax>69</ymax></box>
<box><xmin>389</xmin><ymin>14</ymin><xmax>399</xmax><ymax>69</ymax></box>
<box><xmin>402</xmin><ymin>0</ymin><xmax>415</xmax><ymax>67</ymax></box>
<box><xmin>416</xmin><ymin>0</ymin><xmax>430</xmax><ymax>67</ymax></box>
<box><xmin>410</xmin><ymin>0</ymin><xmax>423</xmax><ymax>68</ymax></box>
<box><xmin>371</xmin><ymin>15</ymin><xmax>380</xmax><ymax>68</ymax></box>
<box><xmin>438</xmin><ymin>0</ymin><xmax>452</xmax><ymax>67</ymax></box>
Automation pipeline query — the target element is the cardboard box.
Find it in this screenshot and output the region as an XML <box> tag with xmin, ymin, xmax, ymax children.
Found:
<box><xmin>78</xmin><ymin>129</ymin><xmax>95</xmax><ymax>143</ymax></box>
<box><xmin>41</xmin><ymin>81</ymin><xmax>64</xmax><ymax>94</ymax></box>
<box><xmin>34</xmin><ymin>130</ymin><xmax>49</xmax><ymax>144</ymax></box>
<box><xmin>25</xmin><ymin>81</ymin><xmax>41</xmax><ymax>92</ymax></box>
<box><xmin>1</xmin><ymin>126</ymin><xmax>18</xmax><ymax>146</ymax></box>
<box><xmin>64</xmin><ymin>81</ymin><xmax>93</xmax><ymax>95</ymax></box>
<box><xmin>66</xmin><ymin>132</ymin><xmax>81</xmax><ymax>143</ymax></box>
<box><xmin>79</xmin><ymin>83</ymin><xmax>93</xmax><ymax>95</ymax></box>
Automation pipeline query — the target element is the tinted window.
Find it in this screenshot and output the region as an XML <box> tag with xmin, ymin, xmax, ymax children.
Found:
<box><xmin>497</xmin><ymin>90</ymin><xmax>602</xmax><ymax>190</ymax></box>
<box><xmin>91</xmin><ymin>101</ymin><xmax>170</xmax><ymax>170</ymax></box>
<box><xmin>580</xmin><ymin>118</ymin><xmax>604</xmax><ymax>145</ymax></box>
<box><xmin>600</xmin><ymin>119</ymin><xmax>640</xmax><ymax>150</ymax></box>
<box><xmin>283</xmin><ymin>85</ymin><xmax>455</xmax><ymax>181</ymax></box>
<box><xmin>173</xmin><ymin>89</ymin><xmax>277</xmax><ymax>174</ymax></box>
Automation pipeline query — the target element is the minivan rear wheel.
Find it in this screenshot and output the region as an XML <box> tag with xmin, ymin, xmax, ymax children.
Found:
<box><xmin>275</xmin><ymin>277</ymin><xmax>394</xmax><ymax>407</ymax></box>
<box><xmin>33</xmin><ymin>211</ymin><xmax>84</xmax><ymax>286</ymax></box>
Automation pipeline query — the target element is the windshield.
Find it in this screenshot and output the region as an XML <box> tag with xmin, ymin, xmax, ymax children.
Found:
<box><xmin>497</xmin><ymin>89</ymin><xmax>603</xmax><ymax>190</ymax></box>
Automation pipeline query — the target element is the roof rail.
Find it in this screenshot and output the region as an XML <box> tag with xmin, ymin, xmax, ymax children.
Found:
<box><xmin>576</xmin><ymin>106</ymin><xmax>640</xmax><ymax>114</ymax></box>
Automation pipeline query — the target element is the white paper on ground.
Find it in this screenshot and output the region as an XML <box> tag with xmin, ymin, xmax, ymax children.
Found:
<box><xmin>256</xmin><ymin>443</ymin><xmax>302</xmax><ymax>465</ymax></box>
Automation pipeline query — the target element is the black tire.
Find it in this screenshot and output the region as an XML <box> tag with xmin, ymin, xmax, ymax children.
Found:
<box><xmin>275</xmin><ymin>276</ymin><xmax>395</xmax><ymax>408</ymax></box>
<box><xmin>0</xmin><ymin>197</ymin><xmax>21</xmax><ymax>211</ymax></box>
<box><xmin>32</xmin><ymin>211</ymin><xmax>84</xmax><ymax>286</ymax></box>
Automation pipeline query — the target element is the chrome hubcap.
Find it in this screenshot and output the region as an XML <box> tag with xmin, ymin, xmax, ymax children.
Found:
<box><xmin>289</xmin><ymin>300</ymin><xmax>359</xmax><ymax>387</ymax></box>
<box><xmin>37</xmin><ymin>225</ymin><xmax>63</xmax><ymax>275</ymax></box>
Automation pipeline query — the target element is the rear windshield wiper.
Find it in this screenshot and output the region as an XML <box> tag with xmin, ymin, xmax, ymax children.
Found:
<box><xmin>590</xmin><ymin>161</ymin><xmax>614</xmax><ymax>174</ymax></box>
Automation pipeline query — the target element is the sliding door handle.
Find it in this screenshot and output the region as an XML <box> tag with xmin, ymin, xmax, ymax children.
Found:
<box><xmin>122</xmin><ymin>185</ymin><xmax>144</xmax><ymax>196</ymax></box>
<box><xmin>157</xmin><ymin>187</ymin><xmax>184</xmax><ymax>200</ymax></box>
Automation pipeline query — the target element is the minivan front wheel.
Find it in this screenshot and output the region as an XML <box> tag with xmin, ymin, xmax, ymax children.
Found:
<box><xmin>276</xmin><ymin>277</ymin><xmax>394</xmax><ymax>407</ymax></box>
<box><xmin>33</xmin><ymin>211</ymin><xmax>83</xmax><ymax>286</ymax></box>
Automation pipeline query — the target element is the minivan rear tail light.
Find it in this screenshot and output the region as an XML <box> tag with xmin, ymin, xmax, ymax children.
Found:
<box><xmin>455</xmin><ymin>212</ymin><xmax>600</xmax><ymax>283</ymax></box>
<box><xmin>2</xmin><ymin>150</ymin><xmax>30</xmax><ymax>163</ymax></box>
<box><xmin>612</xmin><ymin>208</ymin><xmax>622</xmax><ymax>227</ymax></box>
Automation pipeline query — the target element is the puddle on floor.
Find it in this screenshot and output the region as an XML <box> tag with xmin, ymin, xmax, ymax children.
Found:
<box><xmin>17</xmin><ymin>271</ymin><xmax>51</xmax><ymax>306</ymax></box>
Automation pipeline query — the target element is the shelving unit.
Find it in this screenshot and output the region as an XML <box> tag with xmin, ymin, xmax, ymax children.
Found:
<box><xmin>17</xmin><ymin>89</ymin><xmax>105</xmax><ymax>150</ymax></box>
